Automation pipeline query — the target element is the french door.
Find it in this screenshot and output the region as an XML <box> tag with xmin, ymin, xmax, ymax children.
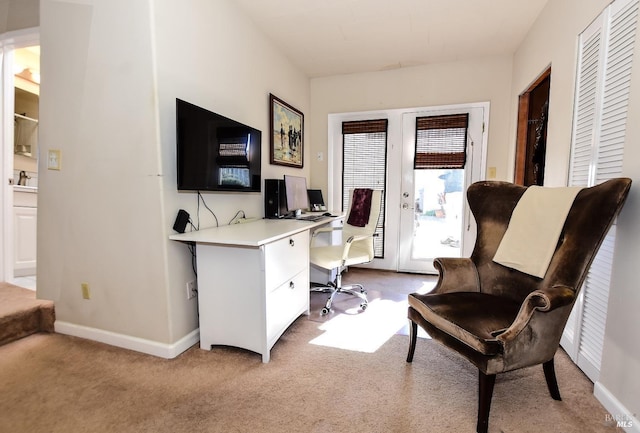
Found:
<box><xmin>328</xmin><ymin>103</ymin><xmax>487</xmax><ymax>273</ymax></box>
<box><xmin>398</xmin><ymin>106</ymin><xmax>486</xmax><ymax>273</ymax></box>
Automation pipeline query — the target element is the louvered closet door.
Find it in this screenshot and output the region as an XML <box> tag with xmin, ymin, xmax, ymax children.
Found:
<box><xmin>563</xmin><ymin>0</ymin><xmax>639</xmax><ymax>382</ymax></box>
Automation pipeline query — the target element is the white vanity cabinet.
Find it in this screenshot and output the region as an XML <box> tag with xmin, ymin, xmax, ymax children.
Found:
<box><xmin>13</xmin><ymin>187</ymin><xmax>38</xmax><ymax>277</ymax></box>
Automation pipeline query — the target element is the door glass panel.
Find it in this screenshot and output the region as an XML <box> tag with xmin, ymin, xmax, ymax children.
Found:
<box><xmin>342</xmin><ymin>119</ymin><xmax>388</xmax><ymax>258</ymax></box>
<box><xmin>412</xmin><ymin>169</ymin><xmax>463</xmax><ymax>261</ymax></box>
<box><xmin>399</xmin><ymin>106</ymin><xmax>484</xmax><ymax>273</ymax></box>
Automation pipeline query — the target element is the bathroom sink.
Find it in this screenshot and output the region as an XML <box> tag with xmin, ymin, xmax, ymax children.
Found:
<box><xmin>14</xmin><ymin>185</ymin><xmax>38</xmax><ymax>193</ymax></box>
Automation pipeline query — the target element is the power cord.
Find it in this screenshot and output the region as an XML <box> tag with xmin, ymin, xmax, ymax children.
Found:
<box><xmin>187</xmin><ymin>241</ymin><xmax>197</xmax><ymax>278</ymax></box>
<box><xmin>228</xmin><ymin>210</ymin><xmax>246</xmax><ymax>225</ymax></box>
<box><xmin>197</xmin><ymin>191</ymin><xmax>219</xmax><ymax>228</ymax></box>
<box><xmin>183</xmin><ymin>216</ymin><xmax>197</xmax><ymax>277</ymax></box>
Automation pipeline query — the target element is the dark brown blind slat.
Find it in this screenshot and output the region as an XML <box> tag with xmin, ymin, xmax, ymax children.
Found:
<box><xmin>342</xmin><ymin>119</ymin><xmax>388</xmax><ymax>134</ymax></box>
<box><xmin>414</xmin><ymin>152</ymin><xmax>466</xmax><ymax>168</ymax></box>
<box><xmin>416</xmin><ymin>114</ymin><xmax>469</xmax><ymax>130</ymax></box>
<box><xmin>415</xmin><ymin>113</ymin><xmax>469</xmax><ymax>169</ymax></box>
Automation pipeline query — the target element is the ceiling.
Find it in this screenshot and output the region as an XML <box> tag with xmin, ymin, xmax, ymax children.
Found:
<box><xmin>235</xmin><ymin>0</ymin><xmax>550</xmax><ymax>78</ymax></box>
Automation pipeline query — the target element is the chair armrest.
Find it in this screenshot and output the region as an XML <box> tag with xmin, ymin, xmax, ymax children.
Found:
<box><xmin>341</xmin><ymin>234</ymin><xmax>374</xmax><ymax>261</ymax></box>
<box><xmin>528</xmin><ymin>284</ymin><xmax>575</xmax><ymax>312</ymax></box>
<box><xmin>310</xmin><ymin>226</ymin><xmax>342</xmax><ymax>247</ymax></box>
<box><xmin>431</xmin><ymin>257</ymin><xmax>480</xmax><ymax>294</ymax></box>
<box><xmin>312</xmin><ymin>226</ymin><xmax>342</xmax><ymax>237</ymax></box>
<box><xmin>497</xmin><ymin>285</ymin><xmax>575</xmax><ymax>343</ymax></box>
<box><xmin>346</xmin><ymin>234</ymin><xmax>372</xmax><ymax>243</ymax></box>
<box><xmin>492</xmin><ymin>284</ymin><xmax>576</xmax><ymax>371</ymax></box>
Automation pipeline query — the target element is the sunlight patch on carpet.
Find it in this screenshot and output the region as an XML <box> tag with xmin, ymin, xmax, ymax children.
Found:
<box><xmin>414</xmin><ymin>279</ymin><xmax>437</xmax><ymax>294</ymax></box>
<box><xmin>309</xmin><ymin>298</ymin><xmax>410</xmax><ymax>353</ymax></box>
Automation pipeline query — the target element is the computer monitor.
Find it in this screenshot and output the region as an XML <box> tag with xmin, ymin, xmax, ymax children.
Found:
<box><xmin>284</xmin><ymin>175</ymin><xmax>310</xmax><ymax>216</ymax></box>
<box><xmin>307</xmin><ymin>189</ymin><xmax>326</xmax><ymax>211</ymax></box>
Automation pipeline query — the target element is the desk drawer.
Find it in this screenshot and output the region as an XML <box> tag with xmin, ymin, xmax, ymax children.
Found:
<box><xmin>264</xmin><ymin>231</ymin><xmax>308</xmax><ymax>290</ymax></box>
<box><xmin>266</xmin><ymin>269</ymin><xmax>308</xmax><ymax>342</ymax></box>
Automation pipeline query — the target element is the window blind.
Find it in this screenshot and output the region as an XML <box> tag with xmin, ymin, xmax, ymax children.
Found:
<box><xmin>342</xmin><ymin>119</ymin><xmax>387</xmax><ymax>258</ymax></box>
<box><xmin>415</xmin><ymin>114</ymin><xmax>469</xmax><ymax>169</ymax></box>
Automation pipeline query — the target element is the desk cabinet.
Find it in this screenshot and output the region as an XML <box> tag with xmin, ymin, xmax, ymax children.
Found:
<box><xmin>196</xmin><ymin>230</ymin><xmax>309</xmax><ymax>362</ymax></box>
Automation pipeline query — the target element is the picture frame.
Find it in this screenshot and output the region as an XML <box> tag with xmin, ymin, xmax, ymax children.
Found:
<box><xmin>270</xmin><ymin>93</ymin><xmax>304</xmax><ymax>168</ymax></box>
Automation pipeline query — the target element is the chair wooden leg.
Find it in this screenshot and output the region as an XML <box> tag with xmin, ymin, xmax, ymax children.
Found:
<box><xmin>543</xmin><ymin>358</ymin><xmax>562</xmax><ymax>401</ymax></box>
<box><xmin>406</xmin><ymin>320</ymin><xmax>417</xmax><ymax>362</ymax></box>
<box><xmin>477</xmin><ymin>372</ymin><xmax>496</xmax><ymax>433</ymax></box>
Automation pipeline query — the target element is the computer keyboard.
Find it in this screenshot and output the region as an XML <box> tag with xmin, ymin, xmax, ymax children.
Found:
<box><xmin>296</xmin><ymin>214</ymin><xmax>329</xmax><ymax>222</ymax></box>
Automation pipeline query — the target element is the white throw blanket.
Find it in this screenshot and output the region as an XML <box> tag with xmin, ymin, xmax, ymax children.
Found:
<box><xmin>493</xmin><ymin>185</ymin><xmax>583</xmax><ymax>278</ymax></box>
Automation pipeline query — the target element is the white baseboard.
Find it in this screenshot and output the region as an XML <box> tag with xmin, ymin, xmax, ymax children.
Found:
<box><xmin>54</xmin><ymin>321</ymin><xmax>200</xmax><ymax>359</ymax></box>
<box><xmin>594</xmin><ymin>381</ymin><xmax>639</xmax><ymax>433</ymax></box>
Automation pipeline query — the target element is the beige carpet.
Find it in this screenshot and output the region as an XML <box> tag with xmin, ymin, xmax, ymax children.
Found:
<box><xmin>0</xmin><ymin>283</ymin><xmax>54</xmax><ymax>346</ymax></box>
<box><xmin>0</xmin><ymin>270</ymin><xmax>620</xmax><ymax>432</ymax></box>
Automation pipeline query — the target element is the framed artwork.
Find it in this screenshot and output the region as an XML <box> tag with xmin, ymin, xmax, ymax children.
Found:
<box><xmin>270</xmin><ymin>93</ymin><xmax>304</xmax><ymax>168</ymax></box>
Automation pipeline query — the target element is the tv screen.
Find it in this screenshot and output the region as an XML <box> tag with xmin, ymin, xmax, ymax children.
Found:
<box><xmin>176</xmin><ymin>99</ymin><xmax>261</xmax><ymax>192</ymax></box>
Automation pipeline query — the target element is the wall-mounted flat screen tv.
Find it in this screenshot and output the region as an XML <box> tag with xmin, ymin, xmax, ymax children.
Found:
<box><xmin>176</xmin><ymin>98</ymin><xmax>261</xmax><ymax>192</ymax></box>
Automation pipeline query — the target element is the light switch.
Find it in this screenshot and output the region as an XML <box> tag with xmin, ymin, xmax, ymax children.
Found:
<box><xmin>48</xmin><ymin>149</ymin><xmax>61</xmax><ymax>170</ymax></box>
<box><xmin>488</xmin><ymin>167</ymin><xmax>496</xmax><ymax>179</ymax></box>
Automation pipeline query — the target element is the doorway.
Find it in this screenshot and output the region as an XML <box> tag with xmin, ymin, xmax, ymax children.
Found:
<box><xmin>0</xmin><ymin>30</ymin><xmax>40</xmax><ymax>287</ymax></box>
<box><xmin>328</xmin><ymin>103</ymin><xmax>488</xmax><ymax>274</ymax></box>
<box><xmin>515</xmin><ymin>67</ymin><xmax>551</xmax><ymax>186</ymax></box>
<box><xmin>398</xmin><ymin>106</ymin><xmax>486</xmax><ymax>273</ymax></box>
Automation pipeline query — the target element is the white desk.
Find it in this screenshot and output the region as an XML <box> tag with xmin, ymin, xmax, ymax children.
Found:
<box><xmin>170</xmin><ymin>216</ymin><xmax>340</xmax><ymax>362</ymax></box>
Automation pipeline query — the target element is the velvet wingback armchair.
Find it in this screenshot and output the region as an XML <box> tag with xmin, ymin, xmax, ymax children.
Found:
<box><xmin>406</xmin><ymin>178</ymin><xmax>631</xmax><ymax>433</ymax></box>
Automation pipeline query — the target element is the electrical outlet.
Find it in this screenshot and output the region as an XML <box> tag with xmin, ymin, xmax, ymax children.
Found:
<box><xmin>81</xmin><ymin>282</ymin><xmax>91</xmax><ymax>300</ymax></box>
<box><xmin>186</xmin><ymin>280</ymin><xmax>197</xmax><ymax>300</ymax></box>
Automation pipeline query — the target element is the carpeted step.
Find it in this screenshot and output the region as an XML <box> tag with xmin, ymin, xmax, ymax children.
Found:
<box><xmin>0</xmin><ymin>284</ymin><xmax>55</xmax><ymax>346</ymax></box>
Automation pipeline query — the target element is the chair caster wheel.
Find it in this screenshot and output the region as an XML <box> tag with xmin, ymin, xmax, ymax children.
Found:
<box><xmin>321</xmin><ymin>307</ymin><xmax>330</xmax><ymax>315</ymax></box>
<box><xmin>360</xmin><ymin>303</ymin><xmax>368</xmax><ymax>311</ymax></box>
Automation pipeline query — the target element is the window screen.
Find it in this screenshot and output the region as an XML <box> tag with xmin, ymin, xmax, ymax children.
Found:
<box><xmin>342</xmin><ymin>119</ymin><xmax>387</xmax><ymax>258</ymax></box>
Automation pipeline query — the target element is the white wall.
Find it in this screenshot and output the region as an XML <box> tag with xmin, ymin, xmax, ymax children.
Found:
<box><xmin>509</xmin><ymin>0</ymin><xmax>611</xmax><ymax>187</ymax></box>
<box><xmin>38</xmin><ymin>0</ymin><xmax>309</xmax><ymax>354</ymax></box>
<box><xmin>0</xmin><ymin>0</ymin><xmax>39</xmax><ymax>34</ymax></box>
<box><xmin>39</xmin><ymin>0</ymin><xmax>168</xmax><ymax>344</ymax></box>
<box><xmin>511</xmin><ymin>0</ymin><xmax>639</xmax><ymax>421</ymax></box>
<box><xmin>309</xmin><ymin>57</ymin><xmax>512</xmax><ymax>272</ymax></box>
<box><xmin>153</xmin><ymin>0</ymin><xmax>310</xmax><ymax>342</ymax></box>
<box><xmin>598</xmin><ymin>16</ymin><xmax>640</xmax><ymax>423</ymax></box>
<box><xmin>309</xmin><ymin>56</ymin><xmax>514</xmax><ymax>194</ymax></box>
